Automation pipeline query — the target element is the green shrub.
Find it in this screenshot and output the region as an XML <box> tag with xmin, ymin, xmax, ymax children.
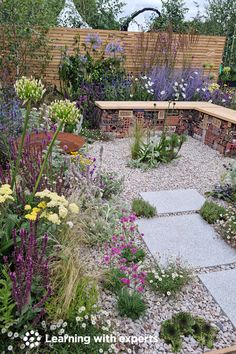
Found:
<box><xmin>117</xmin><ymin>289</ymin><xmax>147</xmax><ymax>320</ymax></box>
<box><xmin>0</xmin><ymin>266</ymin><xmax>16</xmax><ymax>328</ymax></box>
<box><xmin>99</xmin><ymin>172</ymin><xmax>124</xmax><ymax>200</ymax></box>
<box><xmin>103</xmin><ymin>268</ymin><xmax>126</xmax><ymax>295</ymax></box>
<box><xmin>160</xmin><ymin>312</ymin><xmax>218</xmax><ymax>352</ymax></box>
<box><xmin>121</xmin><ymin>247</ymin><xmax>146</xmax><ymax>263</ymax></box>
<box><xmin>147</xmin><ymin>261</ymin><xmax>192</xmax><ymax>296</ymax></box>
<box><xmin>132</xmin><ymin>198</ymin><xmax>156</xmax><ymax>218</ymax></box>
<box><xmin>200</xmin><ymin>201</ymin><xmax>226</xmax><ymax>224</ymax></box>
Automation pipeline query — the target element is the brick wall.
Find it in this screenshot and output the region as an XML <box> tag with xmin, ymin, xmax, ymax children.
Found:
<box><xmin>99</xmin><ymin>108</ymin><xmax>236</xmax><ymax>155</ymax></box>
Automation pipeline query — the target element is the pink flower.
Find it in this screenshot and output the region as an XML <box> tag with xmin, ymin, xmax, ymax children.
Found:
<box><xmin>103</xmin><ymin>255</ymin><xmax>110</xmax><ymax>264</ymax></box>
<box><xmin>131</xmin><ymin>248</ymin><xmax>137</xmax><ymax>254</ymax></box>
<box><xmin>111</xmin><ymin>247</ymin><xmax>121</xmax><ymax>255</ymax></box>
<box><xmin>137</xmin><ymin>286</ymin><xmax>144</xmax><ymax>293</ymax></box>
<box><xmin>120</xmin><ymin>278</ymin><xmax>130</xmax><ymax>285</ymax></box>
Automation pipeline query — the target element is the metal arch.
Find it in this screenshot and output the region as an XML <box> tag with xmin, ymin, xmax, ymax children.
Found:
<box><xmin>120</xmin><ymin>7</ymin><xmax>161</xmax><ymax>31</ymax></box>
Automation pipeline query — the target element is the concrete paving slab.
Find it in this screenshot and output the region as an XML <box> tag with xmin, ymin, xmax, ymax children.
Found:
<box><xmin>200</xmin><ymin>269</ymin><xmax>236</xmax><ymax>328</ymax></box>
<box><xmin>140</xmin><ymin>189</ymin><xmax>205</xmax><ymax>214</ymax></box>
<box><xmin>137</xmin><ymin>214</ymin><xmax>236</xmax><ymax>268</ymax></box>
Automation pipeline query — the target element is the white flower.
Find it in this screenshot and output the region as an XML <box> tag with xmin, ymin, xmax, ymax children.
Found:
<box><xmin>174</xmin><ymin>82</ymin><xmax>178</xmax><ymax>86</ymax></box>
<box><xmin>7</xmin><ymin>346</ymin><xmax>13</xmax><ymax>351</ymax></box>
<box><xmin>160</xmin><ymin>90</ymin><xmax>166</xmax><ymax>95</ymax></box>
<box><xmin>167</xmin><ymin>291</ymin><xmax>171</xmax><ymax>296</ymax></box>
<box><xmin>66</xmin><ymin>221</ymin><xmax>74</xmax><ymax>228</ymax></box>
<box><xmin>79</xmin><ymin>306</ymin><xmax>86</xmax><ymax>313</ymax></box>
<box><xmin>81</xmin><ymin>323</ymin><xmax>86</xmax><ymax>328</ymax></box>
<box><xmin>182</xmin><ymin>93</ymin><xmax>186</xmax><ymax>99</ymax></box>
<box><xmin>130</xmin><ymin>94</ymin><xmax>133</xmax><ymax>98</ymax></box>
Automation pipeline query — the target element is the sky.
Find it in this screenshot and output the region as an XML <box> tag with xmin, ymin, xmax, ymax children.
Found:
<box><xmin>121</xmin><ymin>0</ymin><xmax>207</xmax><ymax>31</ymax></box>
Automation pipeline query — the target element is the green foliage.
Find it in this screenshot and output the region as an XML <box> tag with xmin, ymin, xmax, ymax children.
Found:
<box><xmin>0</xmin><ymin>0</ymin><xmax>62</xmax><ymax>84</ymax></box>
<box><xmin>131</xmin><ymin>130</ymin><xmax>187</xmax><ymax>169</ymax></box>
<box><xmin>131</xmin><ymin>121</ymin><xmax>144</xmax><ymax>160</ymax></box>
<box><xmin>132</xmin><ymin>198</ymin><xmax>156</xmax><ymax>218</ymax></box>
<box><xmin>0</xmin><ymin>266</ymin><xmax>16</xmax><ymax>328</ymax></box>
<box><xmin>121</xmin><ymin>247</ymin><xmax>146</xmax><ymax>264</ymax></box>
<box><xmin>99</xmin><ymin>172</ymin><xmax>124</xmax><ymax>200</ymax></box>
<box><xmin>216</xmin><ymin>205</ymin><xmax>236</xmax><ymax>247</ymax></box>
<box><xmin>59</xmin><ymin>35</ymin><xmax>125</xmax><ymax>99</ymax></box>
<box><xmin>147</xmin><ymin>261</ymin><xmax>192</xmax><ymax>296</ymax></box>
<box><xmin>192</xmin><ymin>317</ymin><xmax>218</xmax><ymax>349</ymax></box>
<box><xmin>117</xmin><ymin>289</ymin><xmax>147</xmax><ymax>320</ymax></box>
<box><xmin>160</xmin><ymin>312</ymin><xmax>218</xmax><ymax>352</ymax></box>
<box><xmin>66</xmin><ymin>277</ymin><xmax>99</xmax><ymax>321</ymax></box>
<box><xmin>103</xmin><ymin>267</ymin><xmax>126</xmax><ymax>294</ymax></box>
<box><xmin>74</xmin><ymin>0</ymin><xmax>125</xmax><ymax>30</ymax></box>
<box><xmin>81</xmin><ymin>127</ymin><xmax>111</xmax><ymax>143</ymax></box>
<box><xmin>0</xmin><ymin>213</ymin><xmax>20</xmax><ymax>257</ymax></box>
<box><xmin>149</xmin><ymin>0</ymin><xmax>189</xmax><ymax>32</ymax></box>
<box><xmin>200</xmin><ymin>201</ymin><xmax>226</xmax><ymax>224</ymax></box>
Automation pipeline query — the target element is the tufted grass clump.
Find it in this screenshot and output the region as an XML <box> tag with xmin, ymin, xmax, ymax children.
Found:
<box><xmin>117</xmin><ymin>289</ymin><xmax>147</xmax><ymax>320</ymax></box>
<box><xmin>200</xmin><ymin>201</ymin><xmax>226</xmax><ymax>224</ymax></box>
<box><xmin>132</xmin><ymin>198</ymin><xmax>156</xmax><ymax>218</ymax></box>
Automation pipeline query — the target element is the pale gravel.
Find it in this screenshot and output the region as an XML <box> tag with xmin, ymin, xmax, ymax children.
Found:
<box><xmin>89</xmin><ymin>136</ymin><xmax>233</xmax><ymax>203</ymax></box>
<box><xmin>86</xmin><ymin>137</ymin><xmax>236</xmax><ymax>353</ymax></box>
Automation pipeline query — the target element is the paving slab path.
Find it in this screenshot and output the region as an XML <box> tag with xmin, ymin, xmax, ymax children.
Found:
<box><xmin>137</xmin><ymin>188</ymin><xmax>236</xmax><ymax>329</ymax></box>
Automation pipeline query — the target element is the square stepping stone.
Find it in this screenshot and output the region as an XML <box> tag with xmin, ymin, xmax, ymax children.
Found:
<box><xmin>140</xmin><ymin>189</ymin><xmax>205</xmax><ymax>214</ymax></box>
<box><xmin>137</xmin><ymin>214</ymin><xmax>236</xmax><ymax>268</ymax></box>
<box><xmin>200</xmin><ymin>269</ymin><xmax>236</xmax><ymax>327</ymax></box>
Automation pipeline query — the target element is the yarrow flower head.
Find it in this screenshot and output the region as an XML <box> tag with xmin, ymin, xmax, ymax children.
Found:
<box><xmin>15</xmin><ymin>76</ymin><xmax>45</xmax><ymax>104</ymax></box>
<box><xmin>25</xmin><ymin>189</ymin><xmax>79</xmax><ymax>225</ymax></box>
<box><xmin>49</xmin><ymin>100</ymin><xmax>81</xmax><ymax>125</ymax></box>
<box><xmin>0</xmin><ymin>184</ymin><xmax>14</xmax><ymax>204</ymax></box>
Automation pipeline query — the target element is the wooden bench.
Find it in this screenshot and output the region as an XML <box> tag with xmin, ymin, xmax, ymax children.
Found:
<box><xmin>95</xmin><ymin>101</ymin><xmax>236</xmax><ymax>155</ymax></box>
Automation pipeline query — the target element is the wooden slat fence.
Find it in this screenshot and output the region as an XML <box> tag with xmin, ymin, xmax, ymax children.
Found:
<box><xmin>28</xmin><ymin>28</ymin><xmax>226</xmax><ymax>86</ymax></box>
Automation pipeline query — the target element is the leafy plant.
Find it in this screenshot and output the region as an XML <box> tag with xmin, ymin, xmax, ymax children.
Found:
<box><xmin>130</xmin><ymin>110</ymin><xmax>187</xmax><ymax>169</ymax></box>
<box><xmin>192</xmin><ymin>317</ymin><xmax>218</xmax><ymax>349</ymax></box>
<box><xmin>131</xmin><ymin>120</ymin><xmax>144</xmax><ymax>160</ymax></box>
<box><xmin>216</xmin><ymin>205</ymin><xmax>236</xmax><ymax>247</ymax></box>
<box><xmin>200</xmin><ymin>201</ymin><xmax>226</xmax><ymax>224</ymax></box>
<box><xmin>147</xmin><ymin>260</ymin><xmax>192</xmax><ymax>296</ymax></box>
<box><xmin>117</xmin><ymin>288</ymin><xmax>147</xmax><ymax>320</ymax></box>
<box><xmin>208</xmin><ymin>162</ymin><xmax>236</xmax><ymax>202</ymax></box>
<box><xmin>103</xmin><ymin>267</ymin><xmax>126</xmax><ymax>295</ymax></box>
<box><xmin>160</xmin><ymin>313</ymin><xmax>218</xmax><ymax>352</ymax></box>
<box><xmin>132</xmin><ymin>198</ymin><xmax>156</xmax><ymax>218</ymax></box>
<box><xmin>121</xmin><ymin>247</ymin><xmax>146</xmax><ymax>264</ymax></box>
<box><xmin>0</xmin><ymin>266</ymin><xmax>16</xmax><ymax>328</ymax></box>
<box><xmin>98</xmin><ymin>171</ymin><xmax>124</xmax><ymax>200</ymax></box>
<box><xmin>160</xmin><ymin>319</ymin><xmax>182</xmax><ymax>352</ymax></box>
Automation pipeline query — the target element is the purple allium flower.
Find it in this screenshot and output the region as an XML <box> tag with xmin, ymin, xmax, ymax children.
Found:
<box><xmin>85</xmin><ymin>33</ymin><xmax>102</xmax><ymax>50</ymax></box>
<box><xmin>105</xmin><ymin>42</ymin><xmax>123</xmax><ymax>56</ymax></box>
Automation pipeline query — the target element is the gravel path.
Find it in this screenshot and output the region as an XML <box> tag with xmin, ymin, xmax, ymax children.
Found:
<box><xmin>88</xmin><ymin>137</ymin><xmax>236</xmax><ymax>353</ymax></box>
<box><xmin>90</xmin><ymin>136</ymin><xmax>232</xmax><ymax>203</ymax></box>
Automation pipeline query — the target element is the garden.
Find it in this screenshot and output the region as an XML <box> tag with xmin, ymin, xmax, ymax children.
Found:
<box><xmin>1</xmin><ymin>1</ymin><xmax>236</xmax><ymax>353</ymax></box>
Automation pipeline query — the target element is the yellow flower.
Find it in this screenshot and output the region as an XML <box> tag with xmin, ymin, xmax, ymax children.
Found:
<box><xmin>32</xmin><ymin>207</ymin><xmax>41</xmax><ymax>213</ymax></box>
<box><xmin>69</xmin><ymin>203</ymin><xmax>79</xmax><ymax>214</ymax></box>
<box><xmin>25</xmin><ymin>212</ymin><xmax>37</xmax><ymax>221</ymax></box>
<box><xmin>38</xmin><ymin>201</ymin><xmax>47</xmax><ymax>209</ymax></box>
<box><xmin>70</xmin><ymin>151</ymin><xmax>79</xmax><ymax>156</ymax></box>
<box><xmin>59</xmin><ymin>205</ymin><xmax>68</xmax><ymax>219</ymax></box>
<box><xmin>47</xmin><ymin>213</ymin><xmax>61</xmax><ymax>225</ymax></box>
<box><xmin>0</xmin><ymin>184</ymin><xmax>13</xmax><ymax>195</ymax></box>
<box><xmin>24</xmin><ymin>205</ymin><xmax>32</xmax><ymax>211</ymax></box>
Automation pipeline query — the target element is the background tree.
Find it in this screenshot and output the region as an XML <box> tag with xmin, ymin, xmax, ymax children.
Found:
<box><xmin>0</xmin><ymin>0</ymin><xmax>64</xmax><ymax>85</ymax></box>
<box><xmin>74</xmin><ymin>0</ymin><xmax>125</xmax><ymax>30</ymax></box>
<box><xmin>149</xmin><ymin>0</ymin><xmax>189</xmax><ymax>32</ymax></box>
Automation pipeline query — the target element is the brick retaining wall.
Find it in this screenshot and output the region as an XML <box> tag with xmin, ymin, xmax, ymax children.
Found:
<box><xmin>98</xmin><ymin>108</ymin><xmax>236</xmax><ymax>155</ymax></box>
